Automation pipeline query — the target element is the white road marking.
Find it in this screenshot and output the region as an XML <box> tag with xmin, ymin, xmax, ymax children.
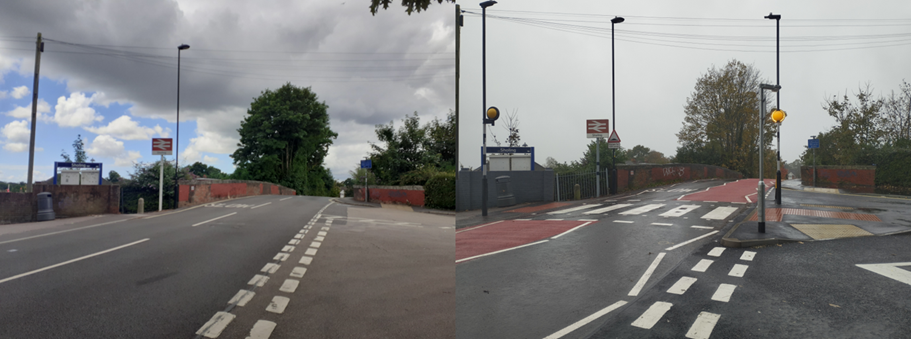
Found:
<box><xmin>627</xmin><ymin>199</ymin><xmax>641</xmax><ymax>202</ymax></box>
<box><xmin>321</xmin><ymin>227</ymin><xmax>330</xmax><ymax>231</ymax></box>
<box><xmin>305</xmin><ymin>248</ymin><xmax>317</xmax><ymax>256</ymax></box>
<box><xmin>0</xmin><ymin>218</ymin><xmax>129</xmax><ymax>245</ymax></box>
<box><xmin>314</xmin><ymin>236</ymin><xmax>325</xmax><ymax>241</ymax></box>
<box><xmin>245</xmin><ymin>320</ymin><xmax>277</xmax><ymax>339</ymax></box>
<box><xmin>659</xmin><ymin>205</ymin><xmax>701</xmax><ymax>218</ymax></box>
<box><xmin>251</xmin><ymin>202</ymin><xmax>272</xmax><ymax>209</ymax></box>
<box><xmin>279</xmin><ymin>279</ymin><xmax>300</xmax><ymax>293</ymax></box>
<box><xmin>614</xmin><ymin>220</ymin><xmax>634</xmax><ymax>224</ymax></box>
<box><xmin>514</xmin><ymin>219</ymin><xmax>531</xmax><ymax>221</ymax></box>
<box><xmin>288</xmin><ymin>239</ymin><xmax>300</xmax><ymax>245</ymax></box>
<box><xmin>266</xmin><ymin>296</ymin><xmax>290</xmax><ymax>314</ymax></box>
<box><xmin>280</xmin><ymin>197</ymin><xmax>293</xmax><ymax>201</ymax></box>
<box><xmin>740</xmin><ymin>251</ymin><xmax>756</xmax><ymax>261</ymax></box>
<box><xmin>318</xmin><ymin>231</ymin><xmax>327</xmax><ymax>236</ymax></box>
<box><xmin>856</xmin><ymin>262</ymin><xmax>911</xmax><ymax>286</ymax></box>
<box><xmin>282</xmin><ymin>245</ymin><xmax>295</xmax><ymax>252</ymax></box>
<box><xmin>546</xmin><ymin>219</ymin><xmax>564</xmax><ymax>221</ymax></box>
<box><xmin>298</xmin><ymin>229</ymin><xmax>307</xmax><ymax>234</ymax></box>
<box><xmin>729</xmin><ymin>264</ymin><xmax>749</xmax><ymax>277</ymax></box>
<box><xmin>691</xmin><ymin>226</ymin><xmax>714</xmax><ymax>230</ymax></box>
<box><xmin>273</xmin><ymin>253</ymin><xmax>289</xmax><ymax>261</ymax></box>
<box><xmin>548</xmin><ymin>204</ymin><xmax>602</xmax><ymax>215</ymax></box>
<box><xmin>628</xmin><ymin>252</ymin><xmax>666</xmax><ymax>296</ymax></box>
<box><xmin>583</xmin><ymin>204</ymin><xmax>633</xmax><ymax>215</ymax></box>
<box><xmin>551</xmin><ymin>221</ymin><xmax>594</xmax><ymax>239</ymax></box>
<box><xmin>456</xmin><ymin>240</ymin><xmax>549</xmax><ymax>263</ymax></box>
<box><xmin>310</xmin><ymin>241</ymin><xmax>321</xmax><ymax>248</ymax></box>
<box><xmin>293</xmin><ymin>234</ymin><xmax>303</xmax><ymax>239</ymax></box>
<box><xmin>456</xmin><ymin>220</ymin><xmax>504</xmax><ymax>234</ymax></box>
<box><xmin>667</xmin><ymin>276</ymin><xmax>698</xmax><ymax>295</ymax></box>
<box><xmin>196</xmin><ymin>311</ymin><xmax>236</xmax><ymax>338</ymax></box>
<box><xmin>261</xmin><ymin>263</ymin><xmax>280</xmax><ymax>274</ymax></box>
<box><xmin>192</xmin><ymin>212</ymin><xmax>237</xmax><ymax>227</ymax></box>
<box><xmin>665</xmin><ymin>231</ymin><xmax>720</xmax><ymax>251</ymax></box>
<box><xmin>651</xmin><ymin>222</ymin><xmax>673</xmax><ymax>226</ymax></box>
<box><xmin>542</xmin><ymin>301</ymin><xmax>628</xmax><ymax>339</ymax></box>
<box><xmin>0</xmin><ymin>238</ymin><xmax>149</xmax><ymax>285</ymax></box>
<box><xmin>248</xmin><ymin>274</ymin><xmax>269</xmax><ymax>287</ymax></box>
<box><xmin>228</xmin><ymin>289</ymin><xmax>255</xmax><ymax>307</ymax></box>
<box><xmin>290</xmin><ymin>267</ymin><xmax>307</xmax><ymax>278</ymax></box>
<box><xmin>701</xmin><ymin>206</ymin><xmax>739</xmax><ymax>220</ymax></box>
<box><xmin>711</xmin><ymin>284</ymin><xmax>737</xmax><ymax>302</ymax></box>
<box><xmin>631</xmin><ymin>301</ymin><xmax>673</xmax><ymax>329</ymax></box>
<box><xmin>707</xmin><ymin>247</ymin><xmax>725</xmax><ymax>257</ymax></box>
<box><xmin>620</xmin><ymin>204</ymin><xmax>665</xmax><ymax>215</ymax></box>
<box><xmin>685</xmin><ymin>311</ymin><xmax>721</xmax><ymax>339</ymax></box>
<box><xmin>299</xmin><ymin>256</ymin><xmax>313</xmax><ymax>265</ymax></box>
<box><xmin>692</xmin><ymin>259</ymin><xmax>714</xmax><ymax>272</ymax></box>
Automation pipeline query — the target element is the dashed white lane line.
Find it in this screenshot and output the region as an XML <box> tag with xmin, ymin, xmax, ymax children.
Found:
<box><xmin>659</xmin><ymin>205</ymin><xmax>701</xmax><ymax>218</ymax></box>
<box><xmin>192</xmin><ymin>212</ymin><xmax>237</xmax><ymax>227</ymax></box>
<box><xmin>196</xmin><ymin>311</ymin><xmax>236</xmax><ymax>338</ymax></box>
<box><xmin>251</xmin><ymin>202</ymin><xmax>272</xmax><ymax>209</ymax></box>
<box><xmin>245</xmin><ymin>320</ymin><xmax>277</xmax><ymax>339</ymax></box>
<box><xmin>298</xmin><ymin>229</ymin><xmax>307</xmax><ymax>234</ymax></box>
<box><xmin>290</xmin><ymin>267</ymin><xmax>307</xmax><ymax>278</ymax></box>
<box><xmin>321</xmin><ymin>227</ymin><xmax>330</xmax><ymax>231</ymax></box>
<box><xmin>279</xmin><ymin>279</ymin><xmax>300</xmax><ymax>293</ymax></box>
<box><xmin>631</xmin><ymin>301</ymin><xmax>673</xmax><ymax>329</ymax></box>
<box><xmin>542</xmin><ymin>300</ymin><xmax>628</xmax><ymax>339</ymax></box>
<box><xmin>701</xmin><ymin>206</ymin><xmax>738</xmax><ymax>220</ymax></box>
<box><xmin>304</xmin><ymin>248</ymin><xmax>318</xmax><ymax>256</ymax></box>
<box><xmin>629</xmin><ymin>252</ymin><xmax>666</xmax><ymax>297</ymax></box>
<box><xmin>299</xmin><ymin>256</ymin><xmax>313</xmax><ymax>265</ymax></box>
<box><xmin>583</xmin><ymin>203</ymin><xmax>633</xmax><ymax>215</ymax></box>
<box><xmin>273</xmin><ymin>253</ymin><xmax>289</xmax><ymax>261</ymax></box>
<box><xmin>667</xmin><ymin>276</ymin><xmax>698</xmax><ymax>295</ymax></box>
<box><xmin>455</xmin><ymin>240</ymin><xmax>549</xmax><ymax>263</ymax></box>
<box><xmin>0</xmin><ymin>238</ymin><xmax>150</xmax><ymax>285</ymax></box>
<box><xmin>318</xmin><ymin>231</ymin><xmax>327</xmax><ymax>236</ymax></box>
<box><xmin>551</xmin><ymin>221</ymin><xmax>594</xmax><ymax>239</ymax></box>
<box><xmin>691</xmin><ymin>259</ymin><xmax>713</xmax><ymax>272</ymax></box>
<box><xmin>685</xmin><ymin>311</ymin><xmax>720</xmax><ymax>339</ymax></box>
<box><xmin>282</xmin><ymin>245</ymin><xmax>295</xmax><ymax>252</ymax></box>
<box><xmin>293</xmin><ymin>234</ymin><xmax>303</xmax><ymax>239</ymax></box>
<box><xmin>665</xmin><ymin>231</ymin><xmax>719</xmax><ymax>251</ymax></box>
<box><xmin>266</xmin><ymin>296</ymin><xmax>290</xmax><ymax>314</ymax></box>
<box><xmin>228</xmin><ymin>290</ymin><xmax>256</xmax><ymax>307</ymax></box>
<box><xmin>690</xmin><ymin>226</ymin><xmax>714</xmax><ymax>230</ymax></box>
<box><xmin>728</xmin><ymin>264</ymin><xmax>749</xmax><ymax>277</ymax></box>
<box><xmin>288</xmin><ymin>239</ymin><xmax>300</xmax><ymax>245</ymax></box>
<box><xmin>707</xmin><ymin>247</ymin><xmax>725</xmax><ymax>257</ymax></box>
<box><xmin>280</xmin><ymin>196</ymin><xmax>294</xmax><ymax>201</ymax></box>
<box><xmin>620</xmin><ymin>204</ymin><xmax>665</xmax><ymax>215</ymax></box>
<box><xmin>711</xmin><ymin>283</ymin><xmax>737</xmax><ymax>302</ymax></box>
<box><xmin>260</xmin><ymin>263</ymin><xmax>280</xmax><ymax>274</ymax></box>
<box><xmin>248</xmin><ymin>275</ymin><xmax>269</xmax><ymax>287</ymax></box>
<box><xmin>651</xmin><ymin>222</ymin><xmax>673</xmax><ymax>226</ymax></box>
<box><xmin>547</xmin><ymin>204</ymin><xmax>602</xmax><ymax>215</ymax></box>
<box><xmin>310</xmin><ymin>241</ymin><xmax>321</xmax><ymax>248</ymax></box>
<box><xmin>740</xmin><ymin>251</ymin><xmax>756</xmax><ymax>261</ymax></box>
<box><xmin>315</xmin><ymin>236</ymin><xmax>325</xmax><ymax>242</ymax></box>
<box><xmin>614</xmin><ymin>220</ymin><xmax>634</xmax><ymax>224</ymax></box>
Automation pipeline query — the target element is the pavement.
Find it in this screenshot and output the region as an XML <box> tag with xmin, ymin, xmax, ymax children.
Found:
<box><xmin>333</xmin><ymin>196</ymin><xmax>456</xmax><ymax>216</ymax></box>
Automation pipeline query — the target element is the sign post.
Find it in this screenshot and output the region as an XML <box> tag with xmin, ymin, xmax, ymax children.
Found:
<box><xmin>587</xmin><ymin>119</ymin><xmax>609</xmax><ymax>197</ymax></box>
<box><xmin>808</xmin><ymin>137</ymin><xmax>819</xmax><ymax>187</ymax></box>
<box><xmin>360</xmin><ymin>159</ymin><xmax>372</xmax><ymax>203</ymax></box>
<box><xmin>152</xmin><ymin>138</ymin><xmax>173</xmax><ymax>211</ymax></box>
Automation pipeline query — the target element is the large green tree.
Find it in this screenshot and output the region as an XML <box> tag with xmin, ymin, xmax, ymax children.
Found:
<box><xmin>232</xmin><ymin>83</ymin><xmax>338</xmax><ymax>196</ymax></box>
<box><xmin>369</xmin><ymin>0</ymin><xmax>453</xmax><ymax>15</ymax></box>
<box><xmin>187</xmin><ymin>161</ymin><xmax>228</xmax><ymax>179</ymax></box>
<box><xmin>369</xmin><ymin>112</ymin><xmax>440</xmax><ymax>185</ymax></box>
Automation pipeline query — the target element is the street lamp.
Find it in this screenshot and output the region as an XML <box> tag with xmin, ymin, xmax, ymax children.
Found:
<box><xmin>771</xmin><ymin>109</ymin><xmax>786</xmax><ymax>204</ymax></box>
<box><xmin>765</xmin><ymin>12</ymin><xmax>783</xmax><ymax>205</ymax></box>
<box><xmin>609</xmin><ymin>16</ymin><xmax>624</xmax><ymax>195</ymax></box>
<box><xmin>480</xmin><ymin>0</ymin><xmax>496</xmax><ymax>216</ymax></box>
<box><xmin>810</xmin><ymin>135</ymin><xmax>817</xmax><ymax>187</ymax></box>
<box><xmin>174</xmin><ymin>43</ymin><xmax>189</xmax><ymax>209</ymax></box>
<box><xmin>758</xmin><ymin>83</ymin><xmax>780</xmax><ymax>233</ymax></box>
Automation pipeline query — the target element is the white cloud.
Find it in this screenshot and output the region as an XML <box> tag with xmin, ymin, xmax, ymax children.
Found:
<box><xmin>115</xmin><ymin>150</ymin><xmax>141</xmax><ymax>166</ymax></box>
<box><xmin>84</xmin><ymin>115</ymin><xmax>160</xmax><ymax>140</ymax></box>
<box><xmin>182</xmin><ymin>114</ymin><xmax>241</xmax><ymax>164</ymax></box>
<box><xmin>203</xmin><ymin>155</ymin><xmax>218</xmax><ymax>164</ymax></box>
<box><xmin>1</xmin><ymin>120</ymin><xmax>30</xmax><ymax>152</ymax></box>
<box><xmin>53</xmin><ymin>92</ymin><xmax>103</xmax><ymax>127</ymax></box>
<box><xmin>11</xmin><ymin>86</ymin><xmax>29</xmax><ymax>99</ymax></box>
<box><xmin>153</xmin><ymin>124</ymin><xmax>171</xmax><ymax>138</ymax></box>
<box><xmin>5</xmin><ymin>98</ymin><xmax>51</xmax><ymax>121</ymax></box>
<box><xmin>85</xmin><ymin>134</ymin><xmax>124</xmax><ymax>158</ymax></box>
<box><xmin>0</xmin><ymin>91</ymin><xmax>5</xmax><ymax>99</ymax></box>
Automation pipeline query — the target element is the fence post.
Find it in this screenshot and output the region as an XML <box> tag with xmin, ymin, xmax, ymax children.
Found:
<box><xmin>555</xmin><ymin>173</ymin><xmax>561</xmax><ymax>201</ymax></box>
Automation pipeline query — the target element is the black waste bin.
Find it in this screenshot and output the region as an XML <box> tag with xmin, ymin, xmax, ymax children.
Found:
<box><xmin>37</xmin><ymin>192</ymin><xmax>55</xmax><ymax>221</ymax></box>
<box><xmin>495</xmin><ymin>176</ymin><xmax>516</xmax><ymax>207</ymax></box>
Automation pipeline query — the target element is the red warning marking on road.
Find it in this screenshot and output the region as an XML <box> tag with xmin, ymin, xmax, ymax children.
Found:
<box><xmin>680</xmin><ymin>179</ymin><xmax>774</xmax><ymax>203</ymax></box>
<box><xmin>456</xmin><ymin>220</ymin><xmax>590</xmax><ymax>262</ymax></box>
<box><xmin>748</xmin><ymin>208</ymin><xmax>881</xmax><ymax>222</ymax></box>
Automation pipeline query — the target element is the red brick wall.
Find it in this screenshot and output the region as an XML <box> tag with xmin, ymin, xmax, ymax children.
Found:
<box><xmin>179</xmin><ymin>180</ymin><xmax>296</xmax><ymax>207</ymax></box>
<box><xmin>800</xmin><ymin>166</ymin><xmax>875</xmax><ymax>193</ymax></box>
<box><xmin>355</xmin><ymin>186</ymin><xmax>425</xmax><ymax>207</ymax></box>
<box><xmin>0</xmin><ymin>193</ymin><xmax>36</xmax><ymax>224</ymax></box>
<box><xmin>616</xmin><ymin>164</ymin><xmax>743</xmax><ymax>193</ymax></box>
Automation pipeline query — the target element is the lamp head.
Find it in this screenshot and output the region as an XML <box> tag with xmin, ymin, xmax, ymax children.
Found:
<box><xmin>611</xmin><ymin>16</ymin><xmax>625</xmax><ymax>24</ymax></box>
<box><xmin>764</xmin><ymin>13</ymin><xmax>781</xmax><ymax>20</ymax></box>
<box><xmin>178</xmin><ymin>44</ymin><xmax>190</xmax><ymax>50</ymax></box>
<box><xmin>480</xmin><ymin>1</ymin><xmax>496</xmax><ymax>9</ymax></box>
<box><xmin>760</xmin><ymin>84</ymin><xmax>781</xmax><ymax>92</ymax></box>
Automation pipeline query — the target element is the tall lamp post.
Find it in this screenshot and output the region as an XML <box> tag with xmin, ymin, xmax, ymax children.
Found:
<box><xmin>609</xmin><ymin>16</ymin><xmax>624</xmax><ymax>195</ymax></box>
<box><xmin>174</xmin><ymin>44</ymin><xmax>189</xmax><ymax>209</ymax></box>
<box><xmin>480</xmin><ymin>0</ymin><xmax>496</xmax><ymax>216</ymax></box>
<box><xmin>765</xmin><ymin>12</ymin><xmax>782</xmax><ymax>204</ymax></box>
<box><xmin>758</xmin><ymin>83</ymin><xmax>780</xmax><ymax>233</ymax></box>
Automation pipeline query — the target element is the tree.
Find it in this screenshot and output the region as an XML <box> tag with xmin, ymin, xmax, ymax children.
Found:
<box><xmin>644</xmin><ymin>150</ymin><xmax>670</xmax><ymax>164</ymax></box>
<box><xmin>501</xmin><ymin>109</ymin><xmax>521</xmax><ymax>147</ymax></box>
<box><xmin>425</xmin><ymin>110</ymin><xmax>456</xmax><ymax>171</ymax></box>
<box><xmin>369</xmin><ymin>112</ymin><xmax>434</xmax><ymax>184</ymax></box>
<box><xmin>626</xmin><ymin>145</ymin><xmax>652</xmax><ymax>163</ymax></box>
<box><xmin>676</xmin><ymin>60</ymin><xmax>774</xmax><ymax>177</ymax></box>
<box><xmin>107</xmin><ymin>170</ymin><xmax>122</xmax><ymax>183</ymax></box>
<box><xmin>73</xmin><ymin>134</ymin><xmax>87</xmax><ymax>163</ymax></box>
<box><xmin>231</xmin><ymin>83</ymin><xmax>338</xmax><ymax>196</ymax></box>
<box><xmin>60</xmin><ymin>149</ymin><xmax>71</xmax><ymax>162</ymax></box>
<box><xmin>187</xmin><ymin>161</ymin><xmax>227</xmax><ymax>179</ymax></box>
<box><xmin>122</xmin><ymin>160</ymin><xmax>189</xmax><ymax>212</ymax></box>
<box><xmin>813</xmin><ymin>85</ymin><xmax>885</xmax><ymax>165</ymax></box>
<box><xmin>880</xmin><ymin>80</ymin><xmax>911</xmax><ymax>147</ymax></box>
<box><xmin>369</xmin><ymin>0</ymin><xmax>452</xmax><ymax>15</ymax></box>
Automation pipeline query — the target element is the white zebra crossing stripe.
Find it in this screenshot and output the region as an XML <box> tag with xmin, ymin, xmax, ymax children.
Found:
<box><xmin>583</xmin><ymin>203</ymin><xmax>632</xmax><ymax>215</ymax></box>
<box><xmin>707</xmin><ymin>247</ymin><xmax>725</xmax><ymax>257</ymax></box>
<box><xmin>667</xmin><ymin>276</ymin><xmax>698</xmax><ymax>295</ymax></box>
<box><xmin>685</xmin><ymin>312</ymin><xmax>720</xmax><ymax>339</ymax></box>
<box><xmin>659</xmin><ymin>205</ymin><xmax>701</xmax><ymax>218</ymax></box>
<box><xmin>711</xmin><ymin>283</ymin><xmax>737</xmax><ymax>302</ymax></box>
<box><xmin>740</xmin><ymin>251</ymin><xmax>756</xmax><ymax>261</ymax></box>
<box><xmin>620</xmin><ymin>204</ymin><xmax>665</xmax><ymax>215</ymax></box>
<box><xmin>728</xmin><ymin>264</ymin><xmax>749</xmax><ymax>277</ymax></box>
<box><xmin>631</xmin><ymin>301</ymin><xmax>673</xmax><ymax>329</ymax></box>
<box><xmin>701</xmin><ymin>206</ymin><xmax>738</xmax><ymax>220</ymax></box>
<box><xmin>692</xmin><ymin>259</ymin><xmax>713</xmax><ymax>272</ymax></box>
<box><xmin>548</xmin><ymin>204</ymin><xmax>602</xmax><ymax>215</ymax></box>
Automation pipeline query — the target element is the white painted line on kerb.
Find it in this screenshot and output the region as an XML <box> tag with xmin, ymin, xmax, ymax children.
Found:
<box><xmin>279</xmin><ymin>279</ymin><xmax>300</xmax><ymax>293</ymax></box>
<box><xmin>729</xmin><ymin>264</ymin><xmax>749</xmax><ymax>277</ymax></box>
<box><xmin>691</xmin><ymin>226</ymin><xmax>714</xmax><ymax>230</ymax></box>
<box><xmin>707</xmin><ymin>247</ymin><xmax>725</xmax><ymax>257</ymax></box>
<box><xmin>266</xmin><ymin>296</ymin><xmax>290</xmax><ymax>314</ymax></box>
<box><xmin>299</xmin><ymin>256</ymin><xmax>313</xmax><ymax>265</ymax></box>
<box><xmin>711</xmin><ymin>283</ymin><xmax>737</xmax><ymax>302</ymax></box>
<box><xmin>192</xmin><ymin>212</ymin><xmax>237</xmax><ymax>227</ymax></box>
<box><xmin>614</xmin><ymin>220</ymin><xmax>634</xmax><ymax>224</ymax></box>
<box><xmin>665</xmin><ymin>231</ymin><xmax>719</xmax><ymax>251</ymax></box>
<box><xmin>692</xmin><ymin>259</ymin><xmax>714</xmax><ymax>272</ymax></box>
<box><xmin>547</xmin><ymin>204</ymin><xmax>602</xmax><ymax>215</ymax></box>
<box><xmin>651</xmin><ymin>223</ymin><xmax>673</xmax><ymax>227</ymax></box>
<box><xmin>273</xmin><ymin>253</ymin><xmax>289</xmax><ymax>261</ymax></box>
<box><xmin>631</xmin><ymin>301</ymin><xmax>673</xmax><ymax>329</ymax></box>
<box><xmin>685</xmin><ymin>311</ymin><xmax>721</xmax><ymax>339</ymax></box>
<box><xmin>667</xmin><ymin>276</ymin><xmax>698</xmax><ymax>295</ymax></box>
<box><xmin>0</xmin><ymin>219</ymin><xmax>129</xmax><ymax>245</ymax></box>
<box><xmin>290</xmin><ymin>267</ymin><xmax>307</xmax><ymax>278</ymax></box>
<box><xmin>551</xmin><ymin>221</ymin><xmax>594</xmax><ymax>239</ymax></box>
<box><xmin>196</xmin><ymin>311</ymin><xmax>236</xmax><ymax>338</ymax></box>
<box><xmin>246</xmin><ymin>320</ymin><xmax>277</xmax><ymax>339</ymax></box>
<box><xmin>305</xmin><ymin>248</ymin><xmax>318</xmax><ymax>256</ymax></box>
<box><xmin>248</xmin><ymin>274</ymin><xmax>269</xmax><ymax>287</ymax></box>
<box><xmin>456</xmin><ymin>240</ymin><xmax>548</xmax><ymax>263</ymax></box>
<box><xmin>251</xmin><ymin>202</ymin><xmax>272</xmax><ymax>209</ymax></box>
<box><xmin>228</xmin><ymin>289</ymin><xmax>255</xmax><ymax>307</ymax></box>
<box><xmin>261</xmin><ymin>263</ymin><xmax>280</xmax><ymax>274</ymax></box>
<box><xmin>583</xmin><ymin>204</ymin><xmax>632</xmax><ymax>215</ymax></box>
<box><xmin>628</xmin><ymin>252</ymin><xmax>666</xmax><ymax>296</ymax></box>
<box><xmin>310</xmin><ymin>241</ymin><xmax>321</xmax><ymax>248</ymax></box>
<box><xmin>542</xmin><ymin>300</ymin><xmax>628</xmax><ymax>339</ymax></box>
<box><xmin>0</xmin><ymin>238</ymin><xmax>149</xmax><ymax>285</ymax></box>
<box><xmin>280</xmin><ymin>196</ymin><xmax>294</xmax><ymax>201</ymax></box>
<box><xmin>740</xmin><ymin>251</ymin><xmax>756</xmax><ymax>261</ymax></box>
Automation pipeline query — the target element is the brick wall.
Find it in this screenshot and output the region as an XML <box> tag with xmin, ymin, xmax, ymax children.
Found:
<box><xmin>615</xmin><ymin>164</ymin><xmax>743</xmax><ymax>193</ymax></box>
<box><xmin>178</xmin><ymin>180</ymin><xmax>296</xmax><ymax>208</ymax></box>
<box><xmin>1</xmin><ymin>185</ymin><xmax>121</xmax><ymax>223</ymax></box>
<box><xmin>355</xmin><ymin>185</ymin><xmax>424</xmax><ymax>207</ymax></box>
<box><xmin>800</xmin><ymin>166</ymin><xmax>875</xmax><ymax>193</ymax></box>
<box><xmin>0</xmin><ymin>193</ymin><xmax>36</xmax><ymax>224</ymax></box>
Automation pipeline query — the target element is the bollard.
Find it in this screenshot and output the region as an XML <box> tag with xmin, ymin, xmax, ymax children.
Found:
<box><xmin>340</xmin><ymin>190</ymin><xmax>344</xmax><ymax>198</ymax></box>
<box><xmin>138</xmin><ymin>197</ymin><xmax>144</xmax><ymax>214</ymax></box>
<box><xmin>574</xmin><ymin>183</ymin><xmax>581</xmax><ymax>200</ymax></box>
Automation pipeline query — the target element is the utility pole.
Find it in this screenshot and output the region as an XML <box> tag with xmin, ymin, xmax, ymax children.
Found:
<box><xmin>455</xmin><ymin>4</ymin><xmax>461</xmax><ymax>197</ymax></box>
<box><xmin>27</xmin><ymin>33</ymin><xmax>43</xmax><ymax>193</ymax></box>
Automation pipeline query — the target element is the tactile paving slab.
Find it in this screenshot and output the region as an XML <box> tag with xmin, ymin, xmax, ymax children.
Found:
<box><xmin>791</xmin><ymin>224</ymin><xmax>873</xmax><ymax>240</ymax></box>
<box><xmin>799</xmin><ymin>204</ymin><xmax>854</xmax><ymax>210</ymax></box>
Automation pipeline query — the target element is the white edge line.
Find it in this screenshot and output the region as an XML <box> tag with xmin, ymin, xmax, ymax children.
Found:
<box><xmin>542</xmin><ymin>300</ymin><xmax>628</xmax><ymax>339</ymax></box>
<box><xmin>628</xmin><ymin>252</ymin><xmax>666</xmax><ymax>296</ymax></box>
<box><xmin>0</xmin><ymin>238</ymin><xmax>150</xmax><ymax>285</ymax></box>
<box><xmin>456</xmin><ymin>220</ymin><xmax>504</xmax><ymax>234</ymax></box>
<box><xmin>192</xmin><ymin>212</ymin><xmax>238</xmax><ymax>227</ymax></box>
<box><xmin>251</xmin><ymin>202</ymin><xmax>272</xmax><ymax>209</ymax></box>
<box><xmin>551</xmin><ymin>221</ymin><xmax>594</xmax><ymax>239</ymax></box>
<box><xmin>0</xmin><ymin>218</ymin><xmax>129</xmax><ymax>245</ymax></box>
<box><xmin>456</xmin><ymin>239</ymin><xmax>548</xmax><ymax>263</ymax></box>
<box><xmin>665</xmin><ymin>231</ymin><xmax>719</xmax><ymax>251</ymax></box>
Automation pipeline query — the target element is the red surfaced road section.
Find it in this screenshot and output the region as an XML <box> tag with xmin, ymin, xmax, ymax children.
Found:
<box><xmin>680</xmin><ymin>178</ymin><xmax>775</xmax><ymax>203</ymax></box>
<box><xmin>456</xmin><ymin>220</ymin><xmax>589</xmax><ymax>262</ymax></box>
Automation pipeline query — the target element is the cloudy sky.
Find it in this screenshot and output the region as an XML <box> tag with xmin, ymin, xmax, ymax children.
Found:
<box><xmin>458</xmin><ymin>0</ymin><xmax>911</xmax><ymax>171</ymax></box>
<box><xmin>0</xmin><ymin>0</ymin><xmax>453</xmax><ymax>184</ymax></box>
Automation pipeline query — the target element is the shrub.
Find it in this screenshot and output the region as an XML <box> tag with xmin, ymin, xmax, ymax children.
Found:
<box><xmin>424</xmin><ymin>172</ymin><xmax>455</xmax><ymax>210</ymax></box>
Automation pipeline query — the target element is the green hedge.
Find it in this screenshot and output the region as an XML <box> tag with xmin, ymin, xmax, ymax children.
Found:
<box><xmin>875</xmin><ymin>149</ymin><xmax>911</xmax><ymax>188</ymax></box>
<box><xmin>424</xmin><ymin>172</ymin><xmax>455</xmax><ymax>210</ymax></box>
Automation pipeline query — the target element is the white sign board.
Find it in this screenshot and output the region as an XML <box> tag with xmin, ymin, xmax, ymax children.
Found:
<box><xmin>60</xmin><ymin>170</ymin><xmax>80</xmax><ymax>185</ymax></box>
<box><xmin>80</xmin><ymin>170</ymin><xmax>100</xmax><ymax>186</ymax></box>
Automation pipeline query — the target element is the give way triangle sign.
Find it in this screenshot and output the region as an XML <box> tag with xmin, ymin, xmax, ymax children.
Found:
<box><xmin>607</xmin><ymin>130</ymin><xmax>621</xmax><ymax>143</ymax></box>
<box><xmin>856</xmin><ymin>262</ymin><xmax>911</xmax><ymax>286</ymax></box>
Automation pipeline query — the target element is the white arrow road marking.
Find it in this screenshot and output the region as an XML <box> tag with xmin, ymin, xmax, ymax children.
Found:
<box><xmin>542</xmin><ymin>300</ymin><xmax>627</xmax><ymax>339</ymax></box>
<box><xmin>685</xmin><ymin>312</ymin><xmax>721</xmax><ymax>339</ymax></box>
<box><xmin>856</xmin><ymin>262</ymin><xmax>911</xmax><ymax>286</ymax></box>
<box><xmin>629</xmin><ymin>252</ymin><xmax>666</xmax><ymax>296</ymax></box>
<box><xmin>631</xmin><ymin>301</ymin><xmax>673</xmax><ymax>329</ymax></box>
<box><xmin>0</xmin><ymin>238</ymin><xmax>149</xmax><ymax>285</ymax></box>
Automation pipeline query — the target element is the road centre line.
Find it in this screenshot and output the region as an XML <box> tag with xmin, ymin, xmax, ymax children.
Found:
<box><xmin>685</xmin><ymin>311</ymin><xmax>721</xmax><ymax>339</ymax></box>
<box><xmin>628</xmin><ymin>252</ymin><xmax>666</xmax><ymax>296</ymax></box>
<box><xmin>651</xmin><ymin>223</ymin><xmax>673</xmax><ymax>226</ymax></box>
<box><xmin>614</xmin><ymin>220</ymin><xmax>634</xmax><ymax>224</ymax></box>
<box><xmin>192</xmin><ymin>212</ymin><xmax>237</xmax><ymax>227</ymax></box>
<box><xmin>196</xmin><ymin>311</ymin><xmax>235</xmax><ymax>338</ymax></box>
<box><xmin>455</xmin><ymin>240</ymin><xmax>549</xmax><ymax>263</ymax></box>
<box><xmin>542</xmin><ymin>300</ymin><xmax>628</xmax><ymax>339</ymax></box>
<box><xmin>691</xmin><ymin>226</ymin><xmax>714</xmax><ymax>230</ymax></box>
<box><xmin>280</xmin><ymin>197</ymin><xmax>293</xmax><ymax>201</ymax></box>
<box><xmin>665</xmin><ymin>231</ymin><xmax>719</xmax><ymax>251</ymax></box>
<box><xmin>0</xmin><ymin>238</ymin><xmax>150</xmax><ymax>285</ymax></box>
<box><xmin>251</xmin><ymin>202</ymin><xmax>272</xmax><ymax>209</ymax></box>
<box><xmin>228</xmin><ymin>290</ymin><xmax>256</xmax><ymax>307</ymax></box>
<box><xmin>0</xmin><ymin>218</ymin><xmax>129</xmax><ymax>245</ymax></box>
<box><xmin>551</xmin><ymin>221</ymin><xmax>594</xmax><ymax>239</ymax></box>
<box><xmin>631</xmin><ymin>301</ymin><xmax>673</xmax><ymax>329</ymax></box>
